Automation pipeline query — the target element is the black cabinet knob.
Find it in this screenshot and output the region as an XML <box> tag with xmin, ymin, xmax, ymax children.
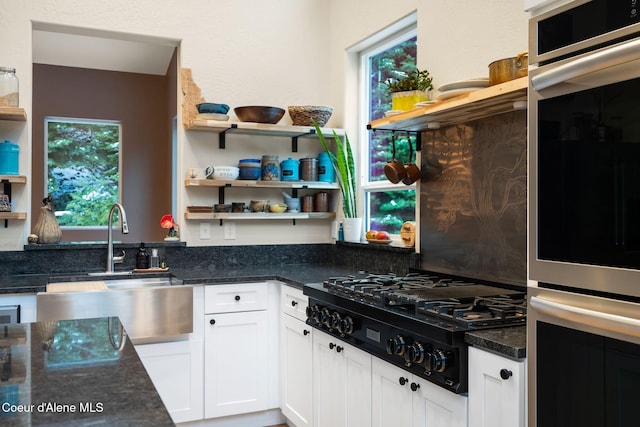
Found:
<box><xmin>303</xmin><ymin>329</ymin><xmax>310</xmax><ymax>336</ymax></box>
<box><xmin>329</xmin><ymin>343</ymin><xmax>336</xmax><ymax>350</ymax></box>
<box><xmin>235</xmin><ymin>295</ymin><xmax>241</xmax><ymax>301</ymax></box>
<box><xmin>500</xmin><ymin>369</ymin><xmax>513</xmax><ymax>380</ymax></box>
<box><xmin>399</xmin><ymin>377</ymin><xmax>409</xmax><ymax>386</ymax></box>
<box><xmin>410</xmin><ymin>382</ymin><xmax>420</xmax><ymax>392</ymax></box>
<box><xmin>209</xmin><ymin>319</ymin><xmax>216</xmax><ymax>325</ymax></box>
<box><xmin>291</xmin><ymin>300</ymin><xmax>298</xmax><ymax>307</ymax></box>
<box><xmin>336</xmin><ymin>346</ymin><xmax>343</xmax><ymax>353</ymax></box>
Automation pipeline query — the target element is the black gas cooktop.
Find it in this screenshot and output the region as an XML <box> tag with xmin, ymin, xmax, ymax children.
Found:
<box><xmin>303</xmin><ymin>270</ymin><xmax>526</xmax><ymax>393</ymax></box>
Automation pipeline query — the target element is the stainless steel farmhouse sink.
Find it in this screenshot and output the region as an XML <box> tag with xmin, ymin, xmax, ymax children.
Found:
<box><xmin>37</xmin><ymin>275</ymin><xmax>193</xmax><ymax>344</ymax></box>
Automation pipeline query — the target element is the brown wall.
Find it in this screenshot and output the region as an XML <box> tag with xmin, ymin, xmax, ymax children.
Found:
<box><xmin>32</xmin><ymin>62</ymin><xmax>175</xmax><ymax>243</ymax></box>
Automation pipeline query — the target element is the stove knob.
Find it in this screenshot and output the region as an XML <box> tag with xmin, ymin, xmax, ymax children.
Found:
<box><xmin>308</xmin><ymin>305</ymin><xmax>321</xmax><ymax>324</ymax></box>
<box><xmin>330</xmin><ymin>312</ymin><xmax>342</xmax><ymax>330</ymax></box>
<box><xmin>426</xmin><ymin>349</ymin><xmax>451</xmax><ymax>373</ymax></box>
<box><xmin>338</xmin><ymin>316</ymin><xmax>354</xmax><ymax>335</ymax></box>
<box><xmin>404</xmin><ymin>342</ymin><xmax>427</xmax><ymax>364</ymax></box>
<box><xmin>321</xmin><ymin>308</ymin><xmax>332</xmax><ymax>328</ymax></box>
<box><xmin>386</xmin><ymin>335</ymin><xmax>407</xmax><ymax>356</ymax></box>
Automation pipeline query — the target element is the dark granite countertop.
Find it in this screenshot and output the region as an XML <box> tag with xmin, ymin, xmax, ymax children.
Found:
<box><xmin>465</xmin><ymin>326</ymin><xmax>527</xmax><ymax>360</ymax></box>
<box><xmin>0</xmin><ymin>261</ymin><xmax>526</xmax><ymax>359</ymax></box>
<box><xmin>0</xmin><ymin>264</ymin><xmax>362</xmax><ymax>294</ymax></box>
<box><xmin>0</xmin><ymin>317</ymin><xmax>173</xmax><ymax>426</ymax></box>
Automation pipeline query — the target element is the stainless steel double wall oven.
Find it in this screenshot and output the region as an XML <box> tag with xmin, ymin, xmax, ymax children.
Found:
<box><xmin>528</xmin><ymin>1</ymin><xmax>640</xmax><ymax>426</ymax></box>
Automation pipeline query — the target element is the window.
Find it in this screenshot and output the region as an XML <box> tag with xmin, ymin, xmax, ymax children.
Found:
<box><xmin>46</xmin><ymin>118</ymin><xmax>121</xmax><ymax>227</ymax></box>
<box><xmin>360</xmin><ymin>26</ymin><xmax>417</xmax><ymax>235</ymax></box>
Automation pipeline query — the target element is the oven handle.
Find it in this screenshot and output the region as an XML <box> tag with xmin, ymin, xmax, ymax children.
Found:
<box><xmin>531</xmin><ymin>38</ymin><xmax>640</xmax><ymax>91</ymax></box>
<box><xmin>530</xmin><ymin>296</ymin><xmax>640</xmax><ymax>339</ymax></box>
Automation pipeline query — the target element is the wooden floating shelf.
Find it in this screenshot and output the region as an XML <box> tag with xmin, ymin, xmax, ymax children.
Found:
<box><xmin>368</xmin><ymin>77</ymin><xmax>528</xmax><ymax>132</ymax></box>
<box><xmin>185</xmin><ymin>179</ymin><xmax>339</xmax><ymax>190</ymax></box>
<box><xmin>0</xmin><ymin>175</ymin><xmax>27</xmax><ymax>184</ymax></box>
<box><xmin>0</xmin><ymin>212</ymin><xmax>26</xmax><ymax>220</ymax></box>
<box><xmin>184</xmin><ymin>211</ymin><xmax>336</xmax><ymax>221</ymax></box>
<box><xmin>186</xmin><ymin>120</ymin><xmax>345</xmax><ymax>138</ymax></box>
<box><xmin>0</xmin><ymin>107</ymin><xmax>27</xmax><ymax>122</ymax></box>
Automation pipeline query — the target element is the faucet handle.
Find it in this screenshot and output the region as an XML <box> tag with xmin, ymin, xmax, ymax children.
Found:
<box><xmin>113</xmin><ymin>250</ymin><xmax>126</xmax><ymax>264</ymax></box>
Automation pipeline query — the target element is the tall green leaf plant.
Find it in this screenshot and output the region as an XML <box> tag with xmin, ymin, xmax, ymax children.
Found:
<box><xmin>312</xmin><ymin>121</ymin><xmax>357</xmax><ymax>218</ymax></box>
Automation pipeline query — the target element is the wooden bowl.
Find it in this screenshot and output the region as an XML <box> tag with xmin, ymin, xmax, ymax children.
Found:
<box><xmin>234</xmin><ymin>106</ymin><xmax>285</xmax><ymax>124</ymax></box>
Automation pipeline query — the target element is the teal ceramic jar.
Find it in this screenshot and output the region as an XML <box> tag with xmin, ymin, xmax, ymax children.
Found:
<box><xmin>280</xmin><ymin>157</ymin><xmax>299</xmax><ymax>181</ymax></box>
<box><xmin>318</xmin><ymin>152</ymin><xmax>334</xmax><ymax>182</ymax></box>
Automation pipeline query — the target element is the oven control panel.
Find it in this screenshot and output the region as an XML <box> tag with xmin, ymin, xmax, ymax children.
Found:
<box><xmin>306</xmin><ymin>299</ymin><xmax>465</xmax><ymax>393</ymax></box>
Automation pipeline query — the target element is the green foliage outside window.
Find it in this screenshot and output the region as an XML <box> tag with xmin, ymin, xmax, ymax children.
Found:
<box><xmin>366</xmin><ymin>37</ymin><xmax>417</xmax><ymax>233</ymax></box>
<box><xmin>47</xmin><ymin>120</ymin><xmax>120</xmax><ymax>226</ymax></box>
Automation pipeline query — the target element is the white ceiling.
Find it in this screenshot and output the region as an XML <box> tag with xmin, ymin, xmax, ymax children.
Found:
<box><xmin>32</xmin><ymin>22</ymin><xmax>178</xmax><ymax>76</ymax></box>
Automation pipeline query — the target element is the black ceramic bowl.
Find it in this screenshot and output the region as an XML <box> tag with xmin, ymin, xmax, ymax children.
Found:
<box><xmin>234</xmin><ymin>106</ymin><xmax>285</xmax><ymax>124</ymax></box>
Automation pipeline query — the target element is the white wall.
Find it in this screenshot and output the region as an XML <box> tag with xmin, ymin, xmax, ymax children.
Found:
<box><xmin>0</xmin><ymin>0</ymin><xmax>528</xmax><ymax>250</ymax></box>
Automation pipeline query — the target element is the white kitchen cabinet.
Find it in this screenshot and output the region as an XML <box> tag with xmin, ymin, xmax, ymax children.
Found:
<box><xmin>281</xmin><ymin>310</ymin><xmax>313</xmax><ymax>427</ymax></box>
<box><xmin>204</xmin><ymin>310</ymin><xmax>268</xmax><ymax>418</ymax></box>
<box><xmin>134</xmin><ymin>284</ymin><xmax>204</xmax><ymax>423</ymax></box>
<box><xmin>204</xmin><ymin>282</ymin><xmax>271</xmax><ymax>419</ymax></box>
<box><xmin>135</xmin><ymin>338</ymin><xmax>204</xmax><ymax>423</ymax></box>
<box><xmin>312</xmin><ymin>329</ymin><xmax>372</xmax><ymax>427</ymax></box>
<box><xmin>372</xmin><ymin>357</ymin><xmax>467</xmax><ymax>427</ymax></box>
<box><xmin>280</xmin><ymin>285</ymin><xmax>312</xmax><ymax>427</ymax></box>
<box><xmin>468</xmin><ymin>346</ymin><xmax>526</xmax><ymax>427</ymax></box>
<box><xmin>0</xmin><ymin>293</ymin><xmax>36</xmax><ymax>323</ymax></box>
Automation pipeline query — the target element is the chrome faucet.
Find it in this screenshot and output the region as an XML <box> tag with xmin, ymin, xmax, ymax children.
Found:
<box><xmin>106</xmin><ymin>203</ymin><xmax>129</xmax><ymax>273</ymax></box>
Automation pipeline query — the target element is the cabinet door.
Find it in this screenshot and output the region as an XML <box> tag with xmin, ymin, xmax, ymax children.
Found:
<box><xmin>412</xmin><ymin>377</ymin><xmax>468</xmax><ymax>427</ymax></box>
<box><xmin>343</xmin><ymin>339</ymin><xmax>372</xmax><ymax>427</ymax></box>
<box><xmin>280</xmin><ymin>313</ymin><xmax>313</xmax><ymax>427</ymax></box>
<box><xmin>468</xmin><ymin>346</ymin><xmax>525</xmax><ymax>427</ymax></box>
<box><xmin>313</xmin><ymin>330</ymin><xmax>371</xmax><ymax>427</ymax></box>
<box><xmin>204</xmin><ymin>310</ymin><xmax>268</xmax><ymax>418</ymax></box>
<box><xmin>135</xmin><ymin>339</ymin><xmax>204</xmax><ymax>423</ymax></box>
<box><xmin>313</xmin><ymin>330</ymin><xmax>346</xmax><ymax>427</ymax></box>
<box><xmin>371</xmin><ymin>357</ymin><xmax>414</xmax><ymax>427</ymax></box>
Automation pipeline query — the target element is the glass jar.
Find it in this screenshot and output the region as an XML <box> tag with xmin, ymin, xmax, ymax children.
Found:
<box><xmin>0</xmin><ymin>67</ymin><xmax>18</xmax><ymax>107</ymax></box>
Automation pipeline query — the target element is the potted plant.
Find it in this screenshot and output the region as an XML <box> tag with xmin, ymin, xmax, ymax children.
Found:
<box><xmin>312</xmin><ymin>121</ymin><xmax>361</xmax><ymax>242</ymax></box>
<box><xmin>383</xmin><ymin>68</ymin><xmax>434</xmax><ymax>111</ymax></box>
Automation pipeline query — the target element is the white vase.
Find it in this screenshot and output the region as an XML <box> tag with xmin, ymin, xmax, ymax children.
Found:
<box><xmin>342</xmin><ymin>217</ymin><xmax>363</xmax><ymax>243</ymax></box>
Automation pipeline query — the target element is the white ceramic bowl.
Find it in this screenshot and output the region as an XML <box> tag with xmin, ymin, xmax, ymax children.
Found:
<box><xmin>212</xmin><ymin>166</ymin><xmax>239</xmax><ymax>180</ymax></box>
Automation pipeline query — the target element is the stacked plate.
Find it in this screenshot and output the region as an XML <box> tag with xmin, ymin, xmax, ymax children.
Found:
<box><xmin>436</xmin><ymin>78</ymin><xmax>490</xmax><ymax>101</ymax></box>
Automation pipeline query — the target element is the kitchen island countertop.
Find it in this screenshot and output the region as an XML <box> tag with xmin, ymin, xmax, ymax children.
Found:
<box><xmin>0</xmin><ymin>317</ymin><xmax>173</xmax><ymax>426</ymax></box>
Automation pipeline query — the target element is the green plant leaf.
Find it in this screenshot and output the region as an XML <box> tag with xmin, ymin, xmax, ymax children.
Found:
<box><xmin>313</xmin><ymin>121</ymin><xmax>357</xmax><ymax>218</ymax></box>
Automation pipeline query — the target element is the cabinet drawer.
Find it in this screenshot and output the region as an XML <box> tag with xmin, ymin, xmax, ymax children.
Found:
<box><xmin>205</xmin><ymin>283</ymin><xmax>268</xmax><ymax>314</ymax></box>
<box><xmin>281</xmin><ymin>285</ymin><xmax>308</xmax><ymax>322</ymax></box>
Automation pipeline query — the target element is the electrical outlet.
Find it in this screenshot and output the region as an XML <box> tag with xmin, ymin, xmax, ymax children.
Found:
<box><xmin>330</xmin><ymin>220</ymin><xmax>338</xmax><ymax>239</ymax></box>
<box><xmin>200</xmin><ymin>222</ymin><xmax>211</xmax><ymax>240</ymax></box>
<box><xmin>224</xmin><ymin>222</ymin><xmax>236</xmax><ymax>240</ymax></box>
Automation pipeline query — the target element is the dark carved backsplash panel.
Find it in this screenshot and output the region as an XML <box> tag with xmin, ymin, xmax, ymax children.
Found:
<box><xmin>420</xmin><ymin>110</ymin><xmax>527</xmax><ymax>286</ymax></box>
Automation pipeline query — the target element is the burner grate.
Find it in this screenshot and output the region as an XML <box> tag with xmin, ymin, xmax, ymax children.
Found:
<box><xmin>323</xmin><ymin>272</ymin><xmax>527</xmax><ymax>327</ymax></box>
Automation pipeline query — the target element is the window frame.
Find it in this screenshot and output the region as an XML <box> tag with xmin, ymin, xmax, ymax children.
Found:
<box><xmin>358</xmin><ymin>23</ymin><xmax>418</xmax><ymax>237</ymax></box>
<box><xmin>44</xmin><ymin>116</ymin><xmax>123</xmax><ymax>230</ymax></box>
